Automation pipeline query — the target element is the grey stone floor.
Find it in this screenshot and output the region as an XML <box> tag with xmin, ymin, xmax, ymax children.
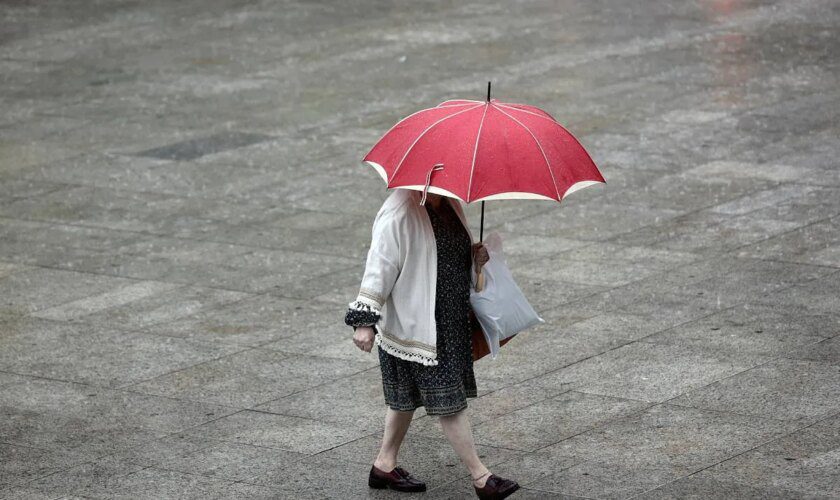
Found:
<box><xmin>1</xmin><ymin>0</ymin><xmax>839</xmax><ymax>498</ymax></box>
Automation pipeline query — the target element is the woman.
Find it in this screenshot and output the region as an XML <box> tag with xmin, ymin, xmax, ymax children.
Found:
<box><xmin>344</xmin><ymin>187</ymin><xmax>520</xmax><ymax>499</ymax></box>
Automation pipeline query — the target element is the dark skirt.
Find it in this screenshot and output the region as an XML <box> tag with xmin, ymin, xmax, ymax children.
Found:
<box><xmin>377</xmin><ymin>200</ymin><xmax>477</xmax><ymax>416</ymax></box>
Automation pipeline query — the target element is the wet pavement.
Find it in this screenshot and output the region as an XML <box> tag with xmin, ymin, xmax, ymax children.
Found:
<box><xmin>1</xmin><ymin>0</ymin><xmax>839</xmax><ymax>498</ymax></box>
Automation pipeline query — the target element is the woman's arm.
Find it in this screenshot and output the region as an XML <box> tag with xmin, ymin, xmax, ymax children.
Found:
<box><xmin>345</xmin><ymin>210</ymin><xmax>402</xmax><ymax>333</ymax></box>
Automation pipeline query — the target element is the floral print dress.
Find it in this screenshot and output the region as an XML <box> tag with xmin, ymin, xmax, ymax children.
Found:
<box><xmin>345</xmin><ymin>199</ymin><xmax>478</xmax><ymax>416</ymax></box>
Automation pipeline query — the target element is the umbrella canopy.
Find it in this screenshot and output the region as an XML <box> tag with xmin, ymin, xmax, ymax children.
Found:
<box><xmin>363</xmin><ymin>93</ymin><xmax>605</xmax><ymax>204</ymax></box>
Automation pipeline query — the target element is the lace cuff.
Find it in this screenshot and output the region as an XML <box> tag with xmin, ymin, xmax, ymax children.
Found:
<box><xmin>345</xmin><ymin>300</ymin><xmax>382</xmax><ymax>330</ymax></box>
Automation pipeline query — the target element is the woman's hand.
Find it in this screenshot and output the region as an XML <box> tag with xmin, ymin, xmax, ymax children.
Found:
<box><xmin>353</xmin><ymin>326</ymin><xmax>376</xmax><ymax>352</ymax></box>
<box><xmin>472</xmin><ymin>242</ymin><xmax>490</xmax><ymax>268</ymax></box>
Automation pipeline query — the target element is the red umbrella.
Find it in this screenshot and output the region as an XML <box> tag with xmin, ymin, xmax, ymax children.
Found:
<box><xmin>362</xmin><ymin>82</ymin><xmax>605</xmax><ymax>290</ymax></box>
<box><xmin>363</xmin><ymin>82</ymin><xmax>604</xmax><ymax>233</ymax></box>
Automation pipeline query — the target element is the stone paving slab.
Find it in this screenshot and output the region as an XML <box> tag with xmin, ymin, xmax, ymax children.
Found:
<box><xmin>642</xmin><ymin>475</ymin><xmax>820</xmax><ymax>500</ymax></box>
<box><xmin>179</xmin><ymin>410</ymin><xmax>369</xmax><ymax>456</ymax></box>
<box><xmin>0</xmin><ymin>443</ymin><xmax>90</xmax><ymax>489</ymax></box>
<box><xmin>695</xmin><ymin>413</ymin><xmax>840</xmax><ymax>498</ymax></box>
<box><xmin>671</xmin><ymin>358</ymin><xmax>840</xmax><ymax>423</ymax></box>
<box><xmin>128</xmin><ymin>349</ymin><xmax>373</xmax><ymax>408</ymax></box>
<box><xmin>0</xmin><ymin>219</ymin><xmax>144</xmax><ymax>269</ymax></box>
<box><xmin>254</xmin><ymin>366</ymin><xmax>393</xmax><ymax>428</ymax></box>
<box><xmin>786</xmin><ymin>335</ymin><xmax>840</xmax><ymax>364</ymax></box>
<box><xmin>19</xmin><ymin>151</ymin><xmax>294</xmax><ymax>201</ymax></box>
<box><xmin>134</xmin><ymin>440</ymin><xmax>308</xmax><ymax>484</ymax></box>
<box><xmin>138</xmin><ymin>293</ymin><xmax>324</xmax><ymax>347</ymax></box>
<box><xmin>535</xmin><ymin>342</ymin><xmax>771</xmax><ymax>403</ymax></box>
<box><xmin>642</xmin><ymin>303</ymin><xmax>834</xmax><ymax>356</ymax></box>
<box><xmin>0</xmin><ymin>317</ymin><xmax>243</xmax><ymax>388</ymax></box>
<box><xmin>3</xmin><ymin>0</ymin><xmax>840</xmax><ymax>497</ymax></box>
<box><xmin>0</xmin><ymin>377</ymin><xmax>233</xmax><ymax>457</ymax></box>
<box><xmin>134</xmin><ymin>132</ymin><xmax>275</xmax><ymax>161</ymax></box>
<box><xmin>106</xmin><ymin>433</ymin><xmax>216</xmax><ymax>468</ymax></box>
<box><xmin>517</xmin><ymin>404</ymin><xmax>797</xmax><ymax>498</ymax></box>
<box><xmin>0</xmin><ymin>455</ymin><xmax>150</xmax><ymax>499</ymax></box>
<box><xmin>470</xmin><ymin>391</ymin><xmax>651</xmax><ymax>452</ymax></box>
<box><xmin>741</xmin><ymin>216</ymin><xmax>840</xmax><ymax>267</ymax></box>
<box><xmin>0</xmin><ymin>266</ymin><xmax>140</xmax><ymax>317</ymax></box>
<box><xmin>753</xmin><ymin>271</ymin><xmax>840</xmax><ymax>316</ymax></box>
<box><xmin>38</xmin><ymin>284</ymin><xmax>248</xmax><ymax>332</ymax></box>
<box><xmin>3</xmin><ymin>457</ymin><xmax>293</xmax><ymax>500</ymax></box>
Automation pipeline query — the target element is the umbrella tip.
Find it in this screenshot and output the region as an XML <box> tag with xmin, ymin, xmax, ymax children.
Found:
<box><xmin>486</xmin><ymin>81</ymin><xmax>491</xmax><ymax>102</ymax></box>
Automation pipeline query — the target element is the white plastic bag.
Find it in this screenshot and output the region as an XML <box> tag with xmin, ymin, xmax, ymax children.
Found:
<box><xmin>469</xmin><ymin>232</ymin><xmax>544</xmax><ymax>360</ymax></box>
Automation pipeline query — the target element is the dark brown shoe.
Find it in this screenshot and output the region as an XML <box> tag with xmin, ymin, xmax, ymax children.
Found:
<box><xmin>474</xmin><ymin>473</ymin><xmax>520</xmax><ymax>499</ymax></box>
<box><xmin>368</xmin><ymin>464</ymin><xmax>427</xmax><ymax>492</ymax></box>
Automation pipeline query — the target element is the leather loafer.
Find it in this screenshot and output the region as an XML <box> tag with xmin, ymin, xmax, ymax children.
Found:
<box><xmin>474</xmin><ymin>473</ymin><xmax>520</xmax><ymax>499</ymax></box>
<box><xmin>368</xmin><ymin>464</ymin><xmax>427</xmax><ymax>492</ymax></box>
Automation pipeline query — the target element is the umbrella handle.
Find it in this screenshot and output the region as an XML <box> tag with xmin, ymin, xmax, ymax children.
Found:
<box><xmin>475</xmin><ymin>266</ymin><xmax>485</xmax><ymax>292</ymax></box>
<box><xmin>419</xmin><ymin>163</ymin><xmax>444</xmax><ymax>206</ymax></box>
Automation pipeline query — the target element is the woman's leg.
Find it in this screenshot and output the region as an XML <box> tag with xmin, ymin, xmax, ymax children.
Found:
<box><xmin>373</xmin><ymin>407</ymin><xmax>415</xmax><ymax>471</ymax></box>
<box><xmin>438</xmin><ymin>408</ymin><xmax>492</xmax><ymax>487</ymax></box>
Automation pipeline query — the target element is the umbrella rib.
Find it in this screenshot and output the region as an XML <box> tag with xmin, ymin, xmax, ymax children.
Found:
<box><xmin>466</xmin><ymin>103</ymin><xmax>489</xmax><ymax>203</ymax></box>
<box><xmin>492</xmin><ymin>104</ymin><xmax>562</xmax><ymax>201</ymax></box>
<box><xmin>438</xmin><ymin>99</ymin><xmax>483</xmax><ymax>107</ymax></box>
<box><xmin>495</xmin><ymin>103</ymin><xmax>558</xmax><ymax>124</ymax></box>
<box><xmin>389</xmin><ymin>103</ymin><xmax>484</xmax><ymax>184</ymax></box>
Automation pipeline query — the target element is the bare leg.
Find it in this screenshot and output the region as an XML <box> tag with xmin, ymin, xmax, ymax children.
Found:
<box><xmin>373</xmin><ymin>407</ymin><xmax>415</xmax><ymax>471</ymax></box>
<box><xmin>438</xmin><ymin>408</ymin><xmax>492</xmax><ymax>487</ymax></box>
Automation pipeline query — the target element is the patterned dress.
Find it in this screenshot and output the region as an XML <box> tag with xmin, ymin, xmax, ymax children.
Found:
<box><xmin>345</xmin><ymin>199</ymin><xmax>478</xmax><ymax>416</ymax></box>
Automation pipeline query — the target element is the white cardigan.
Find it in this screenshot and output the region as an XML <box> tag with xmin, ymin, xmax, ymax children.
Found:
<box><xmin>349</xmin><ymin>188</ymin><xmax>477</xmax><ymax>366</ymax></box>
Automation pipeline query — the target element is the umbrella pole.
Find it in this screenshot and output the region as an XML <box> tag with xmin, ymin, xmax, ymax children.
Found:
<box><xmin>476</xmin><ymin>200</ymin><xmax>486</xmax><ymax>292</ymax></box>
<box><xmin>479</xmin><ymin>200</ymin><xmax>485</xmax><ymax>242</ymax></box>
